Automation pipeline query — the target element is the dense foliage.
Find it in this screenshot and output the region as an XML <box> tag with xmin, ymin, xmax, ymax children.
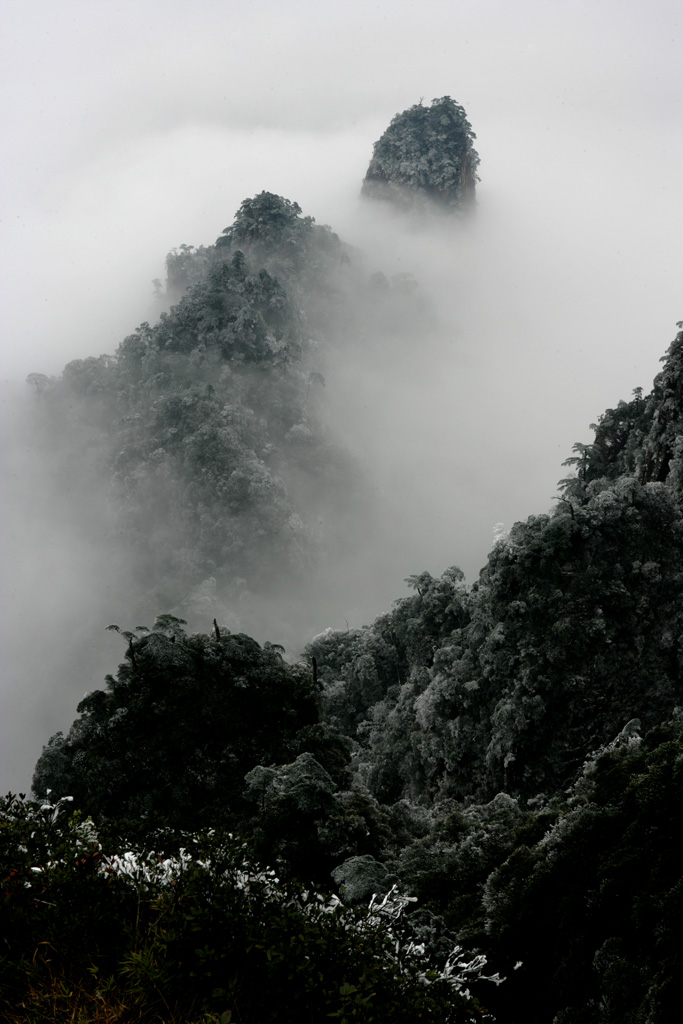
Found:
<box><xmin>361</xmin><ymin>96</ymin><xmax>480</xmax><ymax>210</ymax></box>
<box><xmin>27</xmin><ymin>193</ymin><xmax>376</xmax><ymax>627</ymax></box>
<box><xmin>28</xmin><ymin>325</ymin><xmax>683</xmax><ymax>1022</ymax></box>
<box><xmin>15</xmin><ymin>110</ymin><xmax>683</xmax><ymax>1021</ymax></box>
<box><xmin>560</xmin><ymin>323</ymin><xmax>683</xmax><ymax>492</ymax></box>
<box><xmin>0</xmin><ymin>794</ymin><xmax>494</xmax><ymax>1023</ymax></box>
<box><xmin>32</xmin><ymin>616</ymin><xmax>388</xmax><ymax>886</ymax></box>
<box><xmin>480</xmin><ymin>718</ymin><xmax>683</xmax><ymax>1023</ymax></box>
<box><xmin>32</xmin><ymin>616</ymin><xmax>320</xmax><ymax>831</ymax></box>
<box><xmin>302</xmin><ymin>326</ymin><xmax>683</xmax><ymax>1022</ymax></box>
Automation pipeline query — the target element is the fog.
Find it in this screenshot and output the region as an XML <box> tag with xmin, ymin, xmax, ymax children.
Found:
<box><xmin>1</xmin><ymin>0</ymin><xmax>682</xmax><ymax>792</ymax></box>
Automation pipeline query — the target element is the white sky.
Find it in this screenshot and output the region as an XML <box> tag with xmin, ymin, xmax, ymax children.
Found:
<box><xmin>1</xmin><ymin>0</ymin><xmax>680</xmax><ymax>381</ymax></box>
<box><xmin>0</xmin><ymin>0</ymin><xmax>682</xmax><ymax>791</ymax></box>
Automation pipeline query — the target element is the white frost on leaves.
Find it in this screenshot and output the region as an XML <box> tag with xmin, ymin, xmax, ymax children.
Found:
<box><xmin>100</xmin><ymin>847</ymin><xmax>503</xmax><ymax>994</ymax></box>
<box><xmin>6</xmin><ymin>793</ymin><xmax>99</xmax><ymax>884</ymax></box>
<box><xmin>363</xmin><ymin>885</ymin><xmax>504</xmax><ymax>995</ymax></box>
<box><xmin>367</xmin><ymin>884</ymin><xmax>417</xmax><ymax>924</ymax></box>
<box><xmin>492</xmin><ymin>522</ymin><xmax>508</xmax><ymax>545</ymax></box>
<box><xmin>15</xmin><ymin>795</ymin><xmax>506</xmax><ymax>1001</ymax></box>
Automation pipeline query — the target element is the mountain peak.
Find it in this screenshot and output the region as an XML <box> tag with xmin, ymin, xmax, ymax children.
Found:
<box><xmin>361</xmin><ymin>96</ymin><xmax>480</xmax><ymax>212</ymax></box>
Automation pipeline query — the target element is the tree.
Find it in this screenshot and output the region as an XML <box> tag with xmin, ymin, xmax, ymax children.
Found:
<box><xmin>481</xmin><ymin>720</ymin><xmax>683</xmax><ymax>1023</ymax></box>
<box><xmin>361</xmin><ymin>97</ymin><xmax>480</xmax><ymax>211</ymax></box>
<box><xmin>32</xmin><ymin>622</ymin><xmax>320</xmax><ymax>832</ymax></box>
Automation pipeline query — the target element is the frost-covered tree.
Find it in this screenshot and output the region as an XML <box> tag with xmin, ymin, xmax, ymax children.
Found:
<box><xmin>362</xmin><ymin>97</ymin><xmax>480</xmax><ymax>211</ymax></box>
<box><xmin>32</xmin><ymin>620</ymin><xmax>320</xmax><ymax>831</ymax></box>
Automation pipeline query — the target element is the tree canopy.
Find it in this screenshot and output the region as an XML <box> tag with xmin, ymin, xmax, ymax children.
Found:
<box><xmin>361</xmin><ymin>97</ymin><xmax>480</xmax><ymax>211</ymax></box>
<box><xmin>32</xmin><ymin>618</ymin><xmax>320</xmax><ymax>831</ymax></box>
<box><xmin>16</xmin><ymin>113</ymin><xmax>683</xmax><ymax>1020</ymax></box>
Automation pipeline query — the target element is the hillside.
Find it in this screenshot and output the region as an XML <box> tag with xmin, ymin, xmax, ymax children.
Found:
<box><xmin>3</xmin><ymin>97</ymin><xmax>681</xmax><ymax>1023</ymax></box>
<box><xmin>361</xmin><ymin>96</ymin><xmax>480</xmax><ymax>210</ymax></box>
<box><xmin>24</xmin><ymin>190</ymin><xmax>431</xmax><ymax>641</ymax></box>
<box><xmin>24</xmin><ymin>310</ymin><xmax>683</xmax><ymax>1020</ymax></box>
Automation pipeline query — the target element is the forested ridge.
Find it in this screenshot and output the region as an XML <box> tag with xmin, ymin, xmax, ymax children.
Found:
<box><xmin>3</xmin><ymin>99</ymin><xmax>682</xmax><ymax>1023</ymax></box>
<box><xmin>361</xmin><ymin>96</ymin><xmax>480</xmax><ymax>209</ymax></box>
<box><xmin>25</xmin><ymin>192</ymin><xmax>366</xmax><ymax>621</ymax></box>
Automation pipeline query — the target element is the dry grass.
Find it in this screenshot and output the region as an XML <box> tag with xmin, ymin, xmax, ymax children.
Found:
<box><xmin>1</xmin><ymin>952</ymin><xmax>223</xmax><ymax>1024</ymax></box>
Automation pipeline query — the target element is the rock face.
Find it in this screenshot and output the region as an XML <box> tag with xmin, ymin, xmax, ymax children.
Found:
<box><xmin>361</xmin><ymin>96</ymin><xmax>480</xmax><ymax>212</ymax></box>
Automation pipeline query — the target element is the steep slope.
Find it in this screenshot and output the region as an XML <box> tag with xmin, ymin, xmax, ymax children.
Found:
<box><xmin>27</xmin><ymin>193</ymin><xmax>425</xmax><ymax>634</ymax></box>
<box><xmin>561</xmin><ymin>321</ymin><xmax>683</xmax><ymax>490</ymax></box>
<box><xmin>311</xmin><ymin>325</ymin><xmax>683</xmax><ymax>806</ymax></box>
<box><xmin>30</xmin><ymin>283</ymin><xmax>682</xmax><ymax>1023</ymax></box>
<box><xmin>20</xmin><ymin>115</ymin><xmax>682</xmax><ymax>1019</ymax></box>
<box><xmin>361</xmin><ymin>96</ymin><xmax>480</xmax><ymax>211</ymax></box>
<box><xmin>304</xmin><ymin>325</ymin><xmax>683</xmax><ymax>1022</ymax></box>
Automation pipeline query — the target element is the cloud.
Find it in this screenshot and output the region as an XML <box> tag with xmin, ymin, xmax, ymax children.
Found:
<box><xmin>1</xmin><ymin>0</ymin><xmax>681</xmax><ymax>792</ymax></box>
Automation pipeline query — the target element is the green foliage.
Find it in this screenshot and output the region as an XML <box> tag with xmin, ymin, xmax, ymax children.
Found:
<box><xmin>0</xmin><ymin>794</ymin><xmax>134</xmax><ymax>1021</ymax></box>
<box><xmin>220</xmin><ymin>193</ymin><xmax>310</xmax><ymax>249</ymax></box>
<box><xmin>216</xmin><ymin>192</ymin><xmax>347</xmax><ymax>304</ymax></box>
<box><xmin>392</xmin><ymin>792</ymin><xmax>558</xmax><ymax>946</ymax></box>
<box><xmin>465</xmin><ymin>476</ymin><xmax>683</xmax><ymax>797</ymax></box>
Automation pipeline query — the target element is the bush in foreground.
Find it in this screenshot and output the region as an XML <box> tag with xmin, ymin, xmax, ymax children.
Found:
<box><xmin>0</xmin><ymin>793</ymin><xmax>498</xmax><ymax>1023</ymax></box>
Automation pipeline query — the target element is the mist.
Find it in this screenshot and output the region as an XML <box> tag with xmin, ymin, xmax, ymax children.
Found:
<box><xmin>1</xmin><ymin>0</ymin><xmax>682</xmax><ymax>793</ymax></box>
